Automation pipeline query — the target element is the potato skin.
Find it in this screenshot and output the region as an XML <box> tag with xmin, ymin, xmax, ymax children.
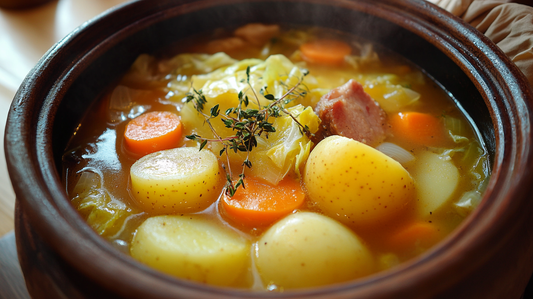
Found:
<box><xmin>304</xmin><ymin>136</ymin><xmax>415</xmax><ymax>227</ymax></box>
<box><xmin>131</xmin><ymin>215</ymin><xmax>250</xmax><ymax>286</ymax></box>
<box><xmin>255</xmin><ymin>212</ymin><xmax>374</xmax><ymax>289</ymax></box>
<box><xmin>130</xmin><ymin>147</ymin><xmax>224</xmax><ymax>214</ymax></box>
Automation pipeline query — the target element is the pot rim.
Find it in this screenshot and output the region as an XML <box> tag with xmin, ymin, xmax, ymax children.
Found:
<box><xmin>5</xmin><ymin>0</ymin><xmax>533</xmax><ymax>298</ymax></box>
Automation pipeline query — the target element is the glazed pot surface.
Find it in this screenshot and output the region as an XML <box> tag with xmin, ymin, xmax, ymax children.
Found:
<box><xmin>5</xmin><ymin>0</ymin><xmax>533</xmax><ymax>298</ymax></box>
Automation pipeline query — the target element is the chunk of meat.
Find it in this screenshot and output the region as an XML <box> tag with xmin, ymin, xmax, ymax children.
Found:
<box><xmin>315</xmin><ymin>80</ymin><xmax>388</xmax><ymax>146</ymax></box>
<box><xmin>234</xmin><ymin>23</ymin><xmax>280</xmax><ymax>47</ymax></box>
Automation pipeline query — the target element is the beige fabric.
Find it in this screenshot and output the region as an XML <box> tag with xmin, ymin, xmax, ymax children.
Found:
<box><xmin>427</xmin><ymin>0</ymin><xmax>474</xmax><ymax>16</ymax></box>
<box><xmin>465</xmin><ymin>2</ymin><xmax>533</xmax><ymax>87</ymax></box>
<box><xmin>428</xmin><ymin>0</ymin><xmax>533</xmax><ymax>87</ymax></box>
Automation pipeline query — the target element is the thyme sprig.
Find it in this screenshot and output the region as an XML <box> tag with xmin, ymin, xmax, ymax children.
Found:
<box><xmin>186</xmin><ymin>66</ymin><xmax>311</xmax><ymax>196</ymax></box>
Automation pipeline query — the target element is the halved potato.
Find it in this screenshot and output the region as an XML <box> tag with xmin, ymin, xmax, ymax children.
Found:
<box><xmin>411</xmin><ymin>151</ymin><xmax>459</xmax><ymax>217</ymax></box>
<box><xmin>130</xmin><ymin>147</ymin><xmax>224</xmax><ymax>214</ymax></box>
<box><xmin>131</xmin><ymin>215</ymin><xmax>250</xmax><ymax>286</ymax></box>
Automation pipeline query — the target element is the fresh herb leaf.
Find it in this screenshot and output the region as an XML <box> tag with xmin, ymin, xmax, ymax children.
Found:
<box><xmin>188</xmin><ymin>69</ymin><xmax>311</xmax><ymax>196</ymax></box>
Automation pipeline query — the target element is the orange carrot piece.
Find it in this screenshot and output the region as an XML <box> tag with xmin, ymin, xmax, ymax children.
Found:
<box><xmin>390</xmin><ymin>112</ymin><xmax>447</xmax><ymax>147</ymax></box>
<box><xmin>388</xmin><ymin>222</ymin><xmax>441</xmax><ymax>251</ymax></box>
<box><xmin>300</xmin><ymin>39</ymin><xmax>351</xmax><ymax>65</ymax></box>
<box><xmin>221</xmin><ymin>176</ymin><xmax>305</xmax><ymax>227</ymax></box>
<box><xmin>124</xmin><ymin>111</ymin><xmax>182</xmax><ymax>156</ymax></box>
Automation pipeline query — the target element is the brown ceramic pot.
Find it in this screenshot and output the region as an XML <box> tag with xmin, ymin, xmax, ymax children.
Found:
<box><xmin>5</xmin><ymin>0</ymin><xmax>533</xmax><ymax>298</ymax></box>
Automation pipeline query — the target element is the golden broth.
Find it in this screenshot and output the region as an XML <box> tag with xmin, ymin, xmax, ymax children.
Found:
<box><xmin>63</xmin><ymin>25</ymin><xmax>490</xmax><ymax>290</ymax></box>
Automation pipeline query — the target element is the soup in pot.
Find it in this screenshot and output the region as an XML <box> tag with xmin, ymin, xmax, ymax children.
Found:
<box><xmin>62</xmin><ymin>24</ymin><xmax>490</xmax><ymax>290</ymax></box>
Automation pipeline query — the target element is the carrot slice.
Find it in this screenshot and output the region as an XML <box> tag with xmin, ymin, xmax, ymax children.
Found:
<box><xmin>300</xmin><ymin>39</ymin><xmax>351</xmax><ymax>65</ymax></box>
<box><xmin>388</xmin><ymin>222</ymin><xmax>442</xmax><ymax>251</ymax></box>
<box><xmin>124</xmin><ymin>111</ymin><xmax>182</xmax><ymax>156</ymax></box>
<box><xmin>221</xmin><ymin>176</ymin><xmax>305</xmax><ymax>227</ymax></box>
<box><xmin>390</xmin><ymin>112</ymin><xmax>447</xmax><ymax>147</ymax></box>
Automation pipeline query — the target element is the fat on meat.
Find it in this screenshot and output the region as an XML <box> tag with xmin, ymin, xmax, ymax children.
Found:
<box><xmin>315</xmin><ymin>79</ymin><xmax>388</xmax><ymax>146</ymax></box>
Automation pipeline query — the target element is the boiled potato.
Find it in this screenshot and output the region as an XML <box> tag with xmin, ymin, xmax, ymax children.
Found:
<box><xmin>255</xmin><ymin>212</ymin><xmax>374</xmax><ymax>289</ymax></box>
<box><xmin>411</xmin><ymin>151</ymin><xmax>459</xmax><ymax>217</ymax></box>
<box><xmin>130</xmin><ymin>147</ymin><xmax>224</xmax><ymax>214</ymax></box>
<box><xmin>131</xmin><ymin>215</ymin><xmax>250</xmax><ymax>286</ymax></box>
<box><xmin>304</xmin><ymin>136</ymin><xmax>415</xmax><ymax>227</ymax></box>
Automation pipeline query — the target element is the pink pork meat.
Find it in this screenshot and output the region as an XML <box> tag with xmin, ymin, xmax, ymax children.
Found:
<box><xmin>315</xmin><ymin>79</ymin><xmax>388</xmax><ymax>146</ymax></box>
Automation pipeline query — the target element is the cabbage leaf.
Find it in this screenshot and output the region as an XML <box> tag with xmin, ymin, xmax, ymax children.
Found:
<box><xmin>71</xmin><ymin>171</ymin><xmax>139</xmax><ymax>237</ymax></box>
<box><xmin>176</xmin><ymin>54</ymin><xmax>321</xmax><ymax>184</ymax></box>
